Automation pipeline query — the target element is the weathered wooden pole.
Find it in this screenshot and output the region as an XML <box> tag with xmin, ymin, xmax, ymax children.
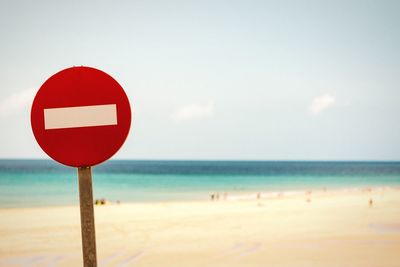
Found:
<box><xmin>78</xmin><ymin>167</ymin><xmax>97</xmax><ymax>267</ymax></box>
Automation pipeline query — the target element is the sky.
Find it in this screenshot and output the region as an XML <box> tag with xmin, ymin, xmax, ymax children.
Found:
<box><xmin>0</xmin><ymin>0</ymin><xmax>399</xmax><ymax>161</ymax></box>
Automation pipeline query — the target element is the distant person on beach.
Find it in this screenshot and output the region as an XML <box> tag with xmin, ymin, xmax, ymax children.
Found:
<box><xmin>95</xmin><ymin>198</ymin><xmax>108</xmax><ymax>205</ymax></box>
<box><xmin>369</xmin><ymin>198</ymin><xmax>373</xmax><ymax>207</ymax></box>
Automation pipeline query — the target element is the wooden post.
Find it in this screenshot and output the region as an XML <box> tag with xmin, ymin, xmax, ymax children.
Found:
<box><xmin>78</xmin><ymin>167</ymin><xmax>97</xmax><ymax>267</ymax></box>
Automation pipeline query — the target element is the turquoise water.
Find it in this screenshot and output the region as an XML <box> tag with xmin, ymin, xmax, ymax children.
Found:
<box><xmin>0</xmin><ymin>160</ymin><xmax>399</xmax><ymax>208</ymax></box>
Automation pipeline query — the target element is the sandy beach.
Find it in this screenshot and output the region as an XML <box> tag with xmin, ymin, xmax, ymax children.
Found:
<box><xmin>0</xmin><ymin>187</ymin><xmax>399</xmax><ymax>267</ymax></box>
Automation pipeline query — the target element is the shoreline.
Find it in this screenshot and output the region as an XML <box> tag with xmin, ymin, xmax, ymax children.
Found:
<box><xmin>1</xmin><ymin>185</ymin><xmax>398</xmax><ymax>210</ymax></box>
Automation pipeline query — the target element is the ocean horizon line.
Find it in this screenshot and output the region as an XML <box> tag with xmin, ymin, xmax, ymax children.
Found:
<box><xmin>1</xmin><ymin>158</ymin><xmax>400</xmax><ymax>163</ymax></box>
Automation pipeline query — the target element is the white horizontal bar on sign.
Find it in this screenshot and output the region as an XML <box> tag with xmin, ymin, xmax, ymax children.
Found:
<box><xmin>44</xmin><ymin>104</ymin><xmax>118</xmax><ymax>130</ymax></box>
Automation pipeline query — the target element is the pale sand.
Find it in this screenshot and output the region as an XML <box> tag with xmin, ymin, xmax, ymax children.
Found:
<box><xmin>0</xmin><ymin>188</ymin><xmax>399</xmax><ymax>267</ymax></box>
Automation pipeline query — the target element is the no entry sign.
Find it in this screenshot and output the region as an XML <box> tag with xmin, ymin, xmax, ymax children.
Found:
<box><xmin>31</xmin><ymin>66</ymin><xmax>132</xmax><ymax>267</ymax></box>
<box><xmin>31</xmin><ymin>66</ymin><xmax>131</xmax><ymax>167</ymax></box>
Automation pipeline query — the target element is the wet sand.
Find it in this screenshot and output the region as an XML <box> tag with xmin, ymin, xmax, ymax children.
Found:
<box><xmin>0</xmin><ymin>187</ymin><xmax>399</xmax><ymax>267</ymax></box>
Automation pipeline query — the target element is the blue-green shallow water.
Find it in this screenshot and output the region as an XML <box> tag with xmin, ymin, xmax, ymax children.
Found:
<box><xmin>0</xmin><ymin>160</ymin><xmax>399</xmax><ymax>208</ymax></box>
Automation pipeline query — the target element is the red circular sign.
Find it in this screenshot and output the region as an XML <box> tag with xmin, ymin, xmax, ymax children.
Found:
<box><xmin>31</xmin><ymin>66</ymin><xmax>132</xmax><ymax>167</ymax></box>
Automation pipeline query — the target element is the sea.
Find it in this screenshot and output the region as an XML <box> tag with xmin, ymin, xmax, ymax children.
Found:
<box><xmin>0</xmin><ymin>160</ymin><xmax>399</xmax><ymax>208</ymax></box>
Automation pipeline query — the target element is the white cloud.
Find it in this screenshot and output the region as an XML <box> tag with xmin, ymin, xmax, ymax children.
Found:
<box><xmin>171</xmin><ymin>101</ymin><xmax>215</xmax><ymax>121</ymax></box>
<box><xmin>308</xmin><ymin>94</ymin><xmax>336</xmax><ymax>115</ymax></box>
<box><xmin>0</xmin><ymin>88</ymin><xmax>37</xmax><ymax>118</ymax></box>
